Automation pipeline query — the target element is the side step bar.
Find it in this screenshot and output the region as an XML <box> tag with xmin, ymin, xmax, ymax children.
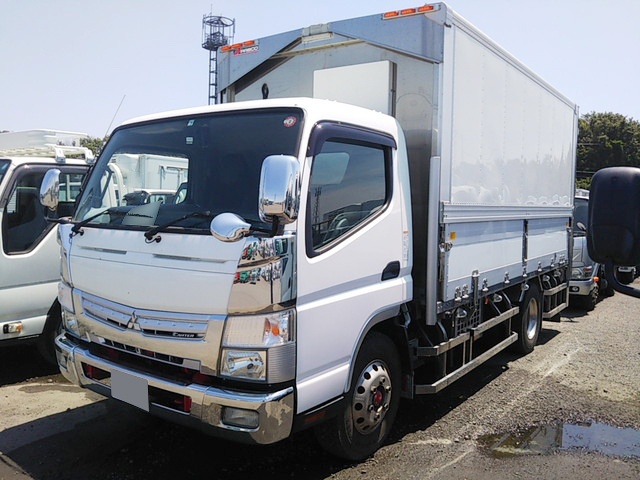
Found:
<box><xmin>415</xmin><ymin>333</ymin><xmax>518</xmax><ymax>394</ymax></box>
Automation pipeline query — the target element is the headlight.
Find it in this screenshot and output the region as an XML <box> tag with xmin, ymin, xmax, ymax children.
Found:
<box><xmin>571</xmin><ymin>265</ymin><xmax>593</xmax><ymax>280</ymax></box>
<box><xmin>61</xmin><ymin>309</ymin><xmax>81</xmax><ymax>337</ymax></box>
<box><xmin>223</xmin><ymin>309</ymin><xmax>293</xmax><ymax>347</ymax></box>
<box><xmin>60</xmin><ymin>247</ymin><xmax>71</xmax><ymax>284</ymax></box>
<box><xmin>58</xmin><ymin>282</ymin><xmax>75</xmax><ymax>313</ymax></box>
<box><xmin>221</xmin><ymin>309</ymin><xmax>296</xmax><ymax>383</ymax></box>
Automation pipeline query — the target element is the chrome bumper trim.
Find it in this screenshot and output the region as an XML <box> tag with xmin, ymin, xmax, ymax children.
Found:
<box><xmin>569</xmin><ymin>279</ymin><xmax>596</xmax><ymax>296</ymax></box>
<box><xmin>55</xmin><ymin>333</ymin><xmax>294</xmax><ymax>445</ymax></box>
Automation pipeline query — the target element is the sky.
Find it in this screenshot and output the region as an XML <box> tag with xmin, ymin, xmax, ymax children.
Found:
<box><xmin>1</xmin><ymin>0</ymin><xmax>639</xmax><ymax>138</ymax></box>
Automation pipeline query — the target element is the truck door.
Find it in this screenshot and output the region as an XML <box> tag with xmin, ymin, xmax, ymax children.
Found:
<box><xmin>0</xmin><ymin>165</ymin><xmax>86</xmax><ymax>337</ymax></box>
<box><xmin>295</xmin><ymin>123</ymin><xmax>409</xmax><ymax>413</ymax></box>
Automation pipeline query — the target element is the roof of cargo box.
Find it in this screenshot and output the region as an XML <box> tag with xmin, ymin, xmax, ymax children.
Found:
<box><xmin>216</xmin><ymin>3</ymin><xmax>449</xmax><ymax>93</ymax></box>
<box><xmin>216</xmin><ymin>2</ymin><xmax>575</xmax><ymax>109</ymax></box>
<box><xmin>119</xmin><ymin>97</ymin><xmax>400</xmax><ymax>138</ymax></box>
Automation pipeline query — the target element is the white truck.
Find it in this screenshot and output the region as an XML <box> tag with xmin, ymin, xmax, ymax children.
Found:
<box><xmin>43</xmin><ymin>3</ymin><xmax>577</xmax><ymax>460</ymax></box>
<box><xmin>0</xmin><ymin>130</ymin><xmax>91</xmax><ymax>362</ymax></box>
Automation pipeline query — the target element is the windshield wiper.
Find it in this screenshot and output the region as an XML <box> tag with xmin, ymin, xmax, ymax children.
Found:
<box><xmin>71</xmin><ymin>208</ymin><xmax>126</xmax><ymax>236</ymax></box>
<box><xmin>144</xmin><ymin>211</ymin><xmax>213</xmax><ymax>241</ymax></box>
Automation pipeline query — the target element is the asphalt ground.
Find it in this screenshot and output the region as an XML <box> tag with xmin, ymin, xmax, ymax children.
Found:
<box><xmin>0</xmin><ymin>283</ymin><xmax>638</xmax><ymax>480</ymax></box>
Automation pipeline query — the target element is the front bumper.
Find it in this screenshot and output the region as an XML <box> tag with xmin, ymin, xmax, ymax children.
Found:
<box><xmin>55</xmin><ymin>333</ymin><xmax>294</xmax><ymax>444</ymax></box>
<box><xmin>569</xmin><ymin>278</ymin><xmax>596</xmax><ymax>296</ymax></box>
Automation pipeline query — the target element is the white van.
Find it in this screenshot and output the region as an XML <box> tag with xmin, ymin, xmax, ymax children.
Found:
<box><xmin>0</xmin><ymin>130</ymin><xmax>91</xmax><ymax>362</ymax></box>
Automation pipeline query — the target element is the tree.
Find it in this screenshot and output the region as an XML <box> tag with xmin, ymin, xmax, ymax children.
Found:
<box><xmin>578</xmin><ymin>112</ymin><xmax>640</xmax><ymax>173</ymax></box>
<box><xmin>80</xmin><ymin>136</ymin><xmax>108</xmax><ymax>157</ymax></box>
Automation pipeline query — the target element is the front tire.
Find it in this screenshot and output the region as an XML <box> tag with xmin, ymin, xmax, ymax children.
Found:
<box><xmin>314</xmin><ymin>332</ymin><xmax>401</xmax><ymax>461</ymax></box>
<box><xmin>37</xmin><ymin>306</ymin><xmax>62</xmax><ymax>365</ymax></box>
<box><xmin>512</xmin><ymin>283</ymin><xmax>542</xmax><ymax>354</ymax></box>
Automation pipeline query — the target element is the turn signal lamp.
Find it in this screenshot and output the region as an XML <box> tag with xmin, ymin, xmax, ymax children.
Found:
<box><xmin>383</xmin><ymin>4</ymin><xmax>439</xmax><ymax>19</ymax></box>
<box><xmin>221</xmin><ymin>40</ymin><xmax>257</xmax><ymax>53</ymax></box>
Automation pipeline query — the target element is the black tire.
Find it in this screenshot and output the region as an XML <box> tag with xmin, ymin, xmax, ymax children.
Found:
<box><xmin>314</xmin><ymin>332</ymin><xmax>401</xmax><ymax>461</ymax></box>
<box><xmin>511</xmin><ymin>283</ymin><xmax>542</xmax><ymax>354</ymax></box>
<box><xmin>617</xmin><ymin>270</ymin><xmax>635</xmax><ymax>285</ymax></box>
<box><xmin>576</xmin><ymin>285</ymin><xmax>598</xmax><ymax>312</ymax></box>
<box><xmin>36</xmin><ymin>306</ymin><xmax>62</xmax><ymax>365</ymax></box>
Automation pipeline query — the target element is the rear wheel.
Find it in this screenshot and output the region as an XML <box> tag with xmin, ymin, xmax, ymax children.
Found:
<box><xmin>576</xmin><ymin>284</ymin><xmax>598</xmax><ymax>311</ymax></box>
<box><xmin>511</xmin><ymin>283</ymin><xmax>542</xmax><ymax>354</ymax></box>
<box><xmin>314</xmin><ymin>332</ymin><xmax>401</xmax><ymax>461</ymax></box>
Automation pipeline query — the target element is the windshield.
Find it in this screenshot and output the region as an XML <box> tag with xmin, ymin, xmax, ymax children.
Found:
<box><xmin>0</xmin><ymin>160</ymin><xmax>9</xmax><ymax>185</ymax></box>
<box><xmin>574</xmin><ymin>197</ymin><xmax>588</xmax><ymax>233</ymax></box>
<box><xmin>74</xmin><ymin>108</ymin><xmax>303</xmax><ymax>231</ymax></box>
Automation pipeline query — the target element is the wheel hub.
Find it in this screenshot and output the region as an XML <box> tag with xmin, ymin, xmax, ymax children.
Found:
<box><xmin>525</xmin><ymin>297</ymin><xmax>539</xmax><ymax>340</ymax></box>
<box><xmin>352</xmin><ymin>360</ymin><xmax>392</xmax><ymax>434</ymax></box>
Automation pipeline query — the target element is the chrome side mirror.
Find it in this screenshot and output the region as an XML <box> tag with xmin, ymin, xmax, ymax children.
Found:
<box><xmin>210</xmin><ymin>213</ymin><xmax>251</xmax><ymax>242</ymax></box>
<box><xmin>258</xmin><ymin>155</ymin><xmax>300</xmax><ymax>224</ymax></box>
<box><xmin>40</xmin><ymin>168</ymin><xmax>61</xmax><ymax>211</ymax></box>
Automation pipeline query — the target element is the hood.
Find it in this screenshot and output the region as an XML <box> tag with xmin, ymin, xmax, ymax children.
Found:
<box><xmin>67</xmin><ymin>226</ymin><xmax>244</xmax><ymax>315</ymax></box>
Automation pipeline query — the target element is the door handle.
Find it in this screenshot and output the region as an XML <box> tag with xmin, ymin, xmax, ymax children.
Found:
<box><xmin>381</xmin><ymin>261</ymin><xmax>400</xmax><ymax>281</ymax></box>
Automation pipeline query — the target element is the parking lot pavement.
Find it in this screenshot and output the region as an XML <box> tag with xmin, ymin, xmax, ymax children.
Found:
<box><xmin>0</xmin><ymin>286</ymin><xmax>638</xmax><ymax>480</ymax></box>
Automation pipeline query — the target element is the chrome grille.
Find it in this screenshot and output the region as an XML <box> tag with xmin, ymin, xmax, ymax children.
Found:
<box><xmin>80</xmin><ymin>292</ymin><xmax>211</xmax><ymax>339</ymax></box>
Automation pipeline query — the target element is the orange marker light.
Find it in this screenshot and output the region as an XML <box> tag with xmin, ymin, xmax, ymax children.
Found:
<box><xmin>221</xmin><ymin>45</ymin><xmax>232</xmax><ymax>52</ymax></box>
<box><xmin>418</xmin><ymin>5</ymin><xmax>435</xmax><ymax>12</ymax></box>
<box><xmin>242</xmin><ymin>40</ymin><xmax>256</xmax><ymax>46</ymax></box>
<box><xmin>231</xmin><ymin>43</ymin><xmax>242</xmax><ymax>49</ymax></box>
<box><xmin>383</xmin><ymin>11</ymin><xmax>400</xmax><ymax>18</ymax></box>
<box><xmin>401</xmin><ymin>8</ymin><xmax>417</xmax><ymax>15</ymax></box>
<box><xmin>594</xmin><ymin>276</ymin><xmax>600</xmax><ymax>283</ymax></box>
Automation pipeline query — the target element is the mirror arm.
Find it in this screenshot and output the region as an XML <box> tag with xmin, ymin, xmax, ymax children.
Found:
<box><xmin>45</xmin><ymin>217</ymin><xmax>71</xmax><ymax>224</ymax></box>
<box><xmin>270</xmin><ymin>216</ymin><xmax>281</xmax><ymax>237</ymax></box>
<box><xmin>604</xmin><ymin>260</ymin><xmax>640</xmax><ymax>299</ymax></box>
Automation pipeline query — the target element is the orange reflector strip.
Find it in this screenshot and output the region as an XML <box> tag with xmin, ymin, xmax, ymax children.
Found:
<box><xmin>384</xmin><ymin>11</ymin><xmax>400</xmax><ymax>18</ymax></box>
<box><xmin>231</xmin><ymin>43</ymin><xmax>242</xmax><ymax>49</ymax></box>
<box><xmin>418</xmin><ymin>5</ymin><xmax>435</xmax><ymax>12</ymax></box>
<box><xmin>242</xmin><ymin>40</ymin><xmax>255</xmax><ymax>46</ymax></box>
<box><xmin>401</xmin><ymin>8</ymin><xmax>416</xmax><ymax>15</ymax></box>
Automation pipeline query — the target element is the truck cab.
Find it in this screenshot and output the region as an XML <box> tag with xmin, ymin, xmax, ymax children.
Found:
<box><xmin>0</xmin><ymin>130</ymin><xmax>91</xmax><ymax>361</ymax></box>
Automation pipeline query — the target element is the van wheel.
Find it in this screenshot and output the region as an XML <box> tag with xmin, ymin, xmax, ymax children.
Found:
<box><xmin>36</xmin><ymin>307</ymin><xmax>62</xmax><ymax>365</ymax></box>
<box><xmin>314</xmin><ymin>332</ymin><xmax>400</xmax><ymax>461</ymax></box>
<box><xmin>511</xmin><ymin>283</ymin><xmax>542</xmax><ymax>354</ymax></box>
<box><xmin>578</xmin><ymin>285</ymin><xmax>599</xmax><ymax>311</ymax></box>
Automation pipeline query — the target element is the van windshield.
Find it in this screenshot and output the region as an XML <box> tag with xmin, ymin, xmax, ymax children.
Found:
<box><xmin>74</xmin><ymin>108</ymin><xmax>303</xmax><ymax>231</ymax></box>
<box><xmin>0</xmin><ymin>160</ymin><xmax>9</xmax><ymax>185</ymax></box>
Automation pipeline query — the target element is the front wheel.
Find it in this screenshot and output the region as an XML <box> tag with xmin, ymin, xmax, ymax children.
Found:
<box><xmin>511</xmin><ymin>283</ymin><xmax>542</xmax><ymax>354</ymax></box>
<box><xmin>314</xmin><ymin>332</ymin><xmax>401</xmax><ymax>461</ymax></box>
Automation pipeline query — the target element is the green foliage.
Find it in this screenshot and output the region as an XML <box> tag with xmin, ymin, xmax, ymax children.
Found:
<box><xmin>577</xmin><ymin>112</ymin><xmax>640</xmax><ymax>173</ymax></box>
<box><xmin>80</xmin><ymin>136</ymin><xmax>108</xmax><ymax>156</ymax></box>
<box><xmin>576</xmin><ymin>177</ymin><xmax>591</xmax><ymax>190</ymax></box>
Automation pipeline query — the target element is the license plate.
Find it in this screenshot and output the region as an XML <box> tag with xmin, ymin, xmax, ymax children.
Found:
<box><xmin>111</xmin><ymin>369</ymin><xmax>149</xmax><ymax>412</ymax></box>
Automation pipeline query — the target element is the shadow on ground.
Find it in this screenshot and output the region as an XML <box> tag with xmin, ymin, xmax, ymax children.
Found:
<box><xmin>0</xmin><ymin>341</ymin><xmax>570</xmax><ymax>480</ymax></box>
<box><xmin>0</xmin><ymin>344</ymin><xmax>58</xmax><ymax>387</ymax></box>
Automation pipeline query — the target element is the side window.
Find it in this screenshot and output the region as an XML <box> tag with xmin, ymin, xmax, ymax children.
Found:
<box><xmin>2</xmin><ymin>168</ymin><xmax>86</xmax><ymax>254</ymax></box>
<box><xmin>308</xmin><ymin>139</ymin><xmax>389</xmax><ymax>252</ymax></box>
<box><xmin>2</xmin><ymin>170</ymin><xmax>49</xmax><ymax>254</ymax></box>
